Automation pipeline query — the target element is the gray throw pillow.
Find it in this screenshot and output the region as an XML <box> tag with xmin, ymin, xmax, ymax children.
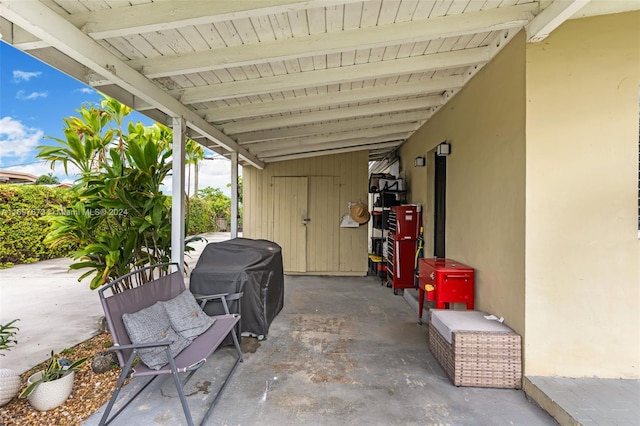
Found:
<box><xmin>161</xmin><ymin>290</ymin><xmax>216</xmax><ymax>341</ymax></box>
<box><xmin>122</xmin><ymin>302</ymin><xmax>190</xmax><ymax>370</ymax></box>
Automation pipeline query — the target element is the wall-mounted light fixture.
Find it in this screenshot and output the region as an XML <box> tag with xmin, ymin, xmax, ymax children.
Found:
<box><xmin>414</xmin><ymin>156</ymin><xmax>425</xmax><ymax>167</ymax></box>
<box><xmin>436</xmin><ymin>142</ymin><xmax>451</xmax><ymax>157</ymax></box>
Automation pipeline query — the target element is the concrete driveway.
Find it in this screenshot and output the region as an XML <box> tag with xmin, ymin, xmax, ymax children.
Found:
<box><xmin>0</xmin><ymin>232</ymin><xmax>227</xmax><ymax>374</ymax></box>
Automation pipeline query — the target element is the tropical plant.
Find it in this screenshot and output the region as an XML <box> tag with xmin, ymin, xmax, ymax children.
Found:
<box><xmin>185</xmin><ymin>139</ymin><xmax>204</xmax><ymax>198</ymax></box>
<box><xmin>18</xmin><ymin>351</ymin><xmax>88</xmax><ymax>398</ymax></box>
<box><xmin>37</xmin><ymin>95</ymin><xmax>192</xmax><ymax>290</ymax></box>
<box><xmin>0</xmin><ymin>320</ymin><xmax>19</xmax><ymax>354</ymax></box>
<box><xmin>198</xmin><ymin>187</ymin><xmax>231</xmax><ymax>223</ymax></box>
<box><xmin>35</xmin><ymin>173</ymin><xmax>60</xmax><ymax>185</ymax></box>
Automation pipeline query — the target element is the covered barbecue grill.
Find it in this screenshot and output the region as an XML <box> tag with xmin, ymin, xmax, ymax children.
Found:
<box><xmin>189</xmin><ymin>238</ymin><xmax>284</xmax><ymax>339</ymax></box>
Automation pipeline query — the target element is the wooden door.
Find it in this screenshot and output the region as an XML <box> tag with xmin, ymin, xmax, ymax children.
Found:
<box><xmin>307</xmin><ymin>176</ymin><xmax>340</xmax><ymax>272</ymax></box>
<box><xmin>273</xmin><ymin>177</ymin><xmax>308</xmax><ymax>273</ymax></box>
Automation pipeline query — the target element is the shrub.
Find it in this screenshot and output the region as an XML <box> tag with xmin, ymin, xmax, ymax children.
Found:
<box><xmin>0</xmin><ymin>185</ymin><xmax>77</xmax><ymax>267</ymax></box>
<box><xmin>187</xmin><ymin>197</ymin><xmax>215</xmax><ymax>235</ymax></box>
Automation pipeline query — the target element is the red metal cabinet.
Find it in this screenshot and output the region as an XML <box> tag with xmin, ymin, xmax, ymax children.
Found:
<box><xmin>390</xmin><ymin>205</ymin><xmax>420</xmax><ymax>240</ymax></box>
<box><xmin>418</xmin><ymin>258</ymin><xmax>474</xmax><ymax>319</ymax></box>
<box><xmin>386</xmin><ymin>236</ymin><xmax>417</xmax><ymax>293</ymax></box>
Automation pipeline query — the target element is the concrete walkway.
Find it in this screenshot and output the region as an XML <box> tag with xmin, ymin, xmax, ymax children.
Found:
<box><xmin>0</xmin><ymin>232</ymin><xmax>228</xmax><ymax>374</ymax></box>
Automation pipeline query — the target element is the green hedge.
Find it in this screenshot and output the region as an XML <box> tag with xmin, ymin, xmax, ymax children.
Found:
<box><xmin>0</xmin><ymin>185</ymin><xmax>78</xmax><ymax>267</ymax></box>
<box><xmin>186</xmin><ymin>197</ymin><xmax>215</xmax><ymax>235</ymax></box>
<box><xmin>0</xmin><ymin>186</ymin><xmax>226</xmax><ymax>268</ymax></box>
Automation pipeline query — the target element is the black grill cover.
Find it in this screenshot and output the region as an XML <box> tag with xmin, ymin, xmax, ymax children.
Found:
<box><xmin>189</xmin><ymin>238</ymin><xmax>284</xmax><ymax>338</ymax></box>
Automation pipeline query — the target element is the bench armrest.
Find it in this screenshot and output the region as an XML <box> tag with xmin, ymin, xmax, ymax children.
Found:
<box><xmin>108</xmin><ymin>341</ymin><xmax>172</xmax><ymax>351</ymax></box>
<box><xmin>193</xmin><ymin>292</ymin><xmax>244</xmax><ymax>314</ymax></box>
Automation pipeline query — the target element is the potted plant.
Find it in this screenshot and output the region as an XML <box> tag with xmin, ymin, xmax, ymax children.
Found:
<box><xmin>19</xmin><ymin>350</ymin><xmax>88</xmax><ymax>411</ymax></box>
<box><xmin>0</xmin><ymin>319</ymin><xmax>20</xmax><ymax>407</ymax></box>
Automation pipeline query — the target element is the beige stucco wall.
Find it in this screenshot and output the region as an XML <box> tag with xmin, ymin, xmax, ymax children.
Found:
<box><xmin>243</xmin><ymin>151</ymin><xmax>369</xmax><ymax>275</ymax></box>
<box><xmin>400</xmin><ymin>31</ymin><xmax>527</xmax><ymax>336</ymax></box>
<box><xmin>525</xmin><ymin>12</ymin><xmax>640</xmax><ymax>378</ymax></box>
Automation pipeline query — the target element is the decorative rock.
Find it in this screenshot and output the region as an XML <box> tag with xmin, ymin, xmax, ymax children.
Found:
<box><xmin>98</xmin><ymin>317</ymin><xmax>109</xmax><ymax>333</ymax></box>
<box><xmin>91</xmin><ymin>352</ymin><xmax>118</xmax><ymax>374</ymax></box>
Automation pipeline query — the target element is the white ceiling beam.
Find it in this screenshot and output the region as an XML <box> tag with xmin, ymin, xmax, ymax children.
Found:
<box><xmin>204</xmin><ymin>77</ymin><xmax>463</xmax><ymax>121</ymax></box>
<box><xmin>129</xmin><ymin>4</ymin><xmax>536</xmax><ymax>78</ymax></box>
<box><xmin>0</xmin><ymin>17</ymin><xmax>48</xmax><ymax>49</ymax></box>
<box><xmin>3</xmin><ymin>0</ymin><xmax>366</xmax><ymax>51</ymax></box>
<box><xmin>234</xmin><ymin>110</ymin><xmax>430</xmax><ymax>143</ymax></box>
<box><xmin>254</xmin><ymin>133</ymin><xmax>406</xmax><ymax>158</ymax></box>
<box><xmin>245</xmin><ymin>124</ymin><xmax>419</xmax><ymax>153</ymax></box>
<box><xmin>261</xmin><ymin>141</ymin><xmax>404</xmax><ymax>163</ymax></box>
<box><xmin>527</xmin><ymin>0</ymin><xmax>591</xmax><ymax>42</ymax></box>
<box><xmin>179</xmin><ymin>48</ymin><xmax>489</xmax><ymax>104</ymax></box>
<box><xmin>0</xmin><ymin>1</ymin><xmax>264</xmax><ymax>169</ymax></box>
<box><xmin>221</xmin><ymin>97</ymin><xmax>443</xmax><ymax>134</ymax></box>
<box><xmin>70</xmin><ymin>0</ymin><xmax>363</xmax><ymax>39</ymax></box>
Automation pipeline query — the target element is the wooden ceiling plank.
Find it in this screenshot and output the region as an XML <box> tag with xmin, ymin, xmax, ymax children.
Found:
<box><xmin>246</xmin><ymin>123</ymin><xmax>420</xmax><ymax>153</ymax></box>
<box><xmin>179</xmin><ymin>47</ymin><xmax>489</xmax><ymax>104</ymax></box>
<box><xmin>235</xmin><ymin>110</ymin><xmax>431</xmax><ymax>142</ymax></box>
<box><xmin>343</xmin><ymin>1</ymin><xmax>364</xmax><ymax>29</ymax></box>
<box><xmin>260</xmin><ymin>140</ymin><xmax>404</xmax><ymax>162</ymax></box>
<box><xmin>203</xmin><ymin>76</ymin><xmax>463</xmax><ymax>120</ymax></box>
<box><xmin>250</xmin><ymin>15</ymin><xmax>276</xmax><ymax>42</ymax></box>
<box><xmin>413</xmin><ymin>0</ymin><xmax>438</xmax><ymax>19</ymax></box>
<box><xmin>252</xmin><ymin>134</ymin><xmax>408</xmax><ymax>156</ymax></box>
<box><xmin>221</xmin><ymin>96</ymin><xmax>443</xmax><ymax>133</ymax></box>
<box><xmin>72</xmin><ymin>0</ymin><xmax>362</xmax><ymax>39</ymax></box>
<box><xmin>361</xmin><ymin>0</ymin><xmax>382</xmax><ymax>27</ymax></box>
<box><xmin>129</xmin><ymin>4</ymin><xmax>535</xmax><ymax>78</ymax></box>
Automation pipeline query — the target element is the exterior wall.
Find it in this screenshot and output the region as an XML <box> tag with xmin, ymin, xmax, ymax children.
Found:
<box><xmin>525</xmin><ymin>12</ymin><xmax>640</xmax><ymax>378</ymax></box>
<box><xmin>243</xmin><ymin>151</ymin><xmax>369</xmax><ymax>275</ymax></box>
<box><xmin>400</xmin><ymin>31</ymin><xmax>527</xmax><ymax>336</ymax></box>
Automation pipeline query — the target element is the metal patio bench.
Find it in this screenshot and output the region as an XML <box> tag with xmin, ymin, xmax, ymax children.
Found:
<box><xmin>97</xmin><ymin>263</ymin><xmax>243</xmax><ymax>426</ymax></box>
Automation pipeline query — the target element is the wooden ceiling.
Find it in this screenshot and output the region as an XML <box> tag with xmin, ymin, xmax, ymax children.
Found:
<box><xmin>1</xmin><ymin>0</ymin><xmax>637</xmax><ymax>169</ymax></box>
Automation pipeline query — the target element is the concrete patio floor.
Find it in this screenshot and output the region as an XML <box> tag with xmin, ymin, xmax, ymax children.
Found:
<box><xmin>1</xmin><ymin>232</ymin><xmax>638</xmax><ymax>425</ymax></box>
<box><xmin>84</xmin><ymin>274</ymin><xmax>556</xmax><ymax>426</ymax></box>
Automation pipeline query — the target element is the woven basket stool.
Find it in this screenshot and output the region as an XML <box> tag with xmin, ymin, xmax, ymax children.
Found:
<box><xmin>428</xmin><ymin>310</ymin><xmax>522</xmax><ymax>389</ymax></box>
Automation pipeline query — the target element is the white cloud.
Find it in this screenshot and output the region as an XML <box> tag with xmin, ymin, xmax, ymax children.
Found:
<box><xmin>0</xmin><ymin>116</ymin><xmax>44</xmax><ymax>161</ymax></box>
<box><xmin>74</xmin><ymin>87</ymin><xmax>94</xmax><ymax>94</ymax></box>
<box><xmin>160</xmin><ymin>159</ymin><xmax>241</xmax><ymax>196</ymax></box>
<box><xmin>16</xmin><ymin>90</ymin><xmax>48</xmax><ymax>100</ymax></box>
<box><xmin>12</xmin><ymin>70</ymin><xmax>41</xmax><ymax>83</ymax></box>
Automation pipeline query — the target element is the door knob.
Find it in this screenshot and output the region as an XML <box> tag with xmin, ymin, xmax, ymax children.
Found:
<box><xmin>302</xmin><ymin>218</ymin><xmax>311</xmax><ymax>225</ymax></box>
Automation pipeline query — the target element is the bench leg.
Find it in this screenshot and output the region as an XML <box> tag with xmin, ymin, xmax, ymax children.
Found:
<box><xmin>200</xmin><ymin>338</ymin><xmax>243</xmax><ymax>425</ymax></box>
<box><xmin>166</xmin><ymin>349</ymin><xmax>195</xmax><ymax>426</ymax></box>
<box><xmin>99</xmin><ymin>352</ymin><xmax>156</xmax><ymax>426</ymax></box>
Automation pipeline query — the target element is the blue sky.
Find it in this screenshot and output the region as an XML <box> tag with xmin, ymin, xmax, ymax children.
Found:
<box><xmin>0</xmin><ymin>42</ymin><xmax>233</xmax><ymax>195</ymax></box>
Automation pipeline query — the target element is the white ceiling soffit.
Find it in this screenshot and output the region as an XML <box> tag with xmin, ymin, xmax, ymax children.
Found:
<box><xmin>1</xmin><ymin>1</ymin><xmax>636</xmax><ymax>166</ymax></box>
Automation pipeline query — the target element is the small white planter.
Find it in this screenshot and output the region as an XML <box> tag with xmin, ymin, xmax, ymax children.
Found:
<box><xmin>26</xmin><ymin>371</ymin><xmax>75</xmax><ymax>411</ymax></box>
<box><xmin>0</xmin><ymin>368</ymin><xmax>21</xmax><ymax>406</ymax></box>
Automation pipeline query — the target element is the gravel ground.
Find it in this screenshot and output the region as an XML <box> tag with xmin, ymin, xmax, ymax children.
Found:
<box><xmin>0</xmin><ymin>333</ymin><xmax>124</xmax><ymax>425</ymax></box>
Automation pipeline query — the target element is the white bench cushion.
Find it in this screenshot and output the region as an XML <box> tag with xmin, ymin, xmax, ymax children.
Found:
<box><xmin>431</xmin><ymin>310</ymin><xmax>513</xmax><ymax>344</ymax></box>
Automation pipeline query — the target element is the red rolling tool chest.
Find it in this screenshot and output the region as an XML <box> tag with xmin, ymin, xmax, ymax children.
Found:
<box><xmin>418</xmin><ymin>258</ymin><xmax>474</xmax><ymax>319</ymax></box>
<box><xmin>386</xmin><ymin>205</ymin><xmax>421</xmax><ymax>294</ymax></box>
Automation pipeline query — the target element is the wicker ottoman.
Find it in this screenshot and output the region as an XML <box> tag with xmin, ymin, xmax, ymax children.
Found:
<box><xmin>428</xmin><ymin>310</ymin><xmax>522</xmax><ymax>389</ymax></box>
